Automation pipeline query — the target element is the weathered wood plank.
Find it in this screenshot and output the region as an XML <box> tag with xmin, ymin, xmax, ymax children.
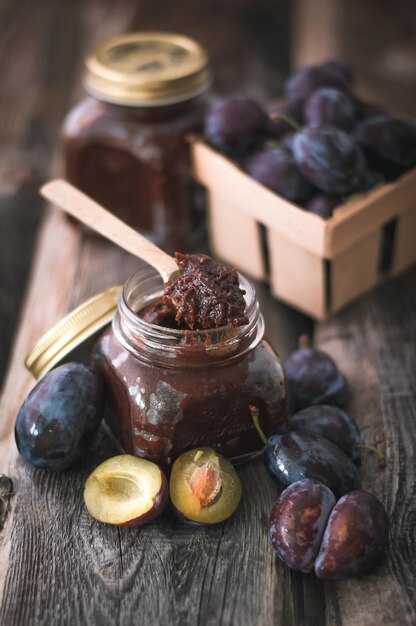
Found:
<box><xmin>1</xmin><ymin>207</ymin><xmax>415</xmax><ymax>626</ymax></box>
<box><xmin>1</xmin><ymin>1</ymin><xmax>415</xmax><ymax>625</ymax></box>
<box><xmin>315</xmin><ymin>268</ymin><xmax>416</xmax><ymax>626</ymax></box>
<box><xmin>0</xmin><ymin>207</ymin><xmax>309</xmax><ymax>626</ymax></box>
<box><xmin>0</xmin><ymin>0</ymin><xmax>87</xmax><ymax>384</ymax></box>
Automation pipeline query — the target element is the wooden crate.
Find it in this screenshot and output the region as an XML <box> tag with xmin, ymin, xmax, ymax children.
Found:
<box><xmin>192</xmin><ymin>139</ymin><xmax>416</xmax><ymax>319</ymax></box>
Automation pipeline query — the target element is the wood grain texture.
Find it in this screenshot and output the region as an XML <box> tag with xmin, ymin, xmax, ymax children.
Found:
<box><xmin>0</xmin><ymin>209</ymin><xmax>310</xmax><ymax>626</ymax></box>
<box><xmin>315</xmin><ymin>268</ymin><xmax>416</xmax><ymax>625</ymax></box>
<box><xmin>1</xmin><ymin>2</ymin><xmax>416</xmax><ymax>625</ymax></box>
<box><xmin>1</xmin><ymin>206</ymin><xmax>415</xmax><ymax>626</ymax></box>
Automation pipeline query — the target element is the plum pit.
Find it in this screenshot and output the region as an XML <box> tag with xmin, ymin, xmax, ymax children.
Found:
<box><xmin>170</xmin><ymin>447</ymin><xmax>241</xmax><ymax>524</ymax></box>
<box><xmin>189</xmin><ymin>461</ymin><xmax>222</xmax><ymax>507</ymax></box>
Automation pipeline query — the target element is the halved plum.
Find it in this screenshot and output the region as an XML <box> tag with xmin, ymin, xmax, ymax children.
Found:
<box><xmin>170</xmin><ymin>447</ymin><xmax>242</xmax><ymax>524</ymax></box>
<box><xmin>84</xmin><ymin>455</ymin><xmax>168</xmax><ymax>526</ymax></box>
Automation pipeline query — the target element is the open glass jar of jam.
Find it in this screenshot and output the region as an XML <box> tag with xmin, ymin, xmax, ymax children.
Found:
<box><xmin>92</xmin><ymin>266</ymin><xmax>288</xmax><ymax>467</ymax></box>
<box><xmin>62</xmin><ymin>32</ymin><xmax>211</xmax><ymax>253</ymax></box>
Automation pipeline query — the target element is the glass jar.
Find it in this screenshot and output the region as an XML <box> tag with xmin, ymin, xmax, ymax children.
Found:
<box><xmin>62</xmin><ymin>32</ymin><xmax>211</xmax><ymax>253</ymax></box>
<box><xmin>92</xmin><ymin>267</ymin><xmax>288</xmax><ymax>467</ymax></box>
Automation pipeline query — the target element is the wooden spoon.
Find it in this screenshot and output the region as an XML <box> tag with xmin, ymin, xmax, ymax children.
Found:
<box><xmin>40</xmin><ymin>179</ymin><xmax>180</xmax><ymax>284</ymax></box>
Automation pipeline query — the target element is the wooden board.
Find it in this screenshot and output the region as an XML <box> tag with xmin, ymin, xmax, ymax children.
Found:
<box><xmin>1</xmin><ymin>2</ymin><xmax>416</xmax><ymax>624</ymax></box>
<box><xmin>0</xmin><ymin>206</ymin><xmax>311</xmax><ymax>626</ymax></box>
<box><xmin>1</xmin><ymin>206</ymin><xmax>415</xmax><ymax>626</ymax></box>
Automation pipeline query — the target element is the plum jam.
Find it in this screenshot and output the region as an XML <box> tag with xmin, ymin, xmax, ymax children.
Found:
<box><xmin>92</xmin><ymin>266</ymin><xmax>288</xmax><ymax>467</ymax></box>
<box><xmin>62</xmin><ymin>33</ymin><xmax>211</xmax><ymax>253</ymax></box>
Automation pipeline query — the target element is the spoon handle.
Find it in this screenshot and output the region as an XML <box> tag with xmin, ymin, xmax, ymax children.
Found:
<box><xmin>41</xmin><ymin>179</ymin><xmax>180</xmax><ymax>284</ymax></box>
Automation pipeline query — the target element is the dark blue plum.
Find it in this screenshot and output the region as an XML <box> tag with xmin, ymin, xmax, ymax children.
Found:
<box><xmin>246</xmin><ymin>147</ymin><xmax>313</xmax><ymax>204</ymax></box>
<box><xmin>354</xmin><ymin>115</ymin><xmax>416</xmax><ymax>181</ymax></box>
<box><xmin>321</xmin><ymin>60</ymin><xmax>353</xmax><ymax>84</ymax></box>
<box><xmin>204</xmin><ymin>96</ymin><xmax>270</xmax><ymax>157</ymax></box>
<box><xmin>357</xmin><ymin>168</ymin><xmax>382</xmax><ymax>192</ymax></box>
<box><xmin>15</xmin><ymin>362</ymin><xmax>104</xmax><ymax>471</ymax></box>
<box><xmin>264</xmin><ymin>431</ymin><xmax>361</xmax><ymax>499</ymax></box>
<box><xmin>304</xmin><ymin>87</ymin><xmax>356</xmax><ymax>131</ymax></box>
<box><xmin>293</xmin><ymin>126</ymin><xmax>366</xmax><ymax>195</ymax></box>
<box><xmin>357</xmin><ymin>100</ymin><xmax>387</xmax><ymax>121</ymax></box>
<box><xmin>285</xmin><ymin>62</ymin><xmax>350</xmax><ymax>103</ymax></box>
<box><xmin>315</xmin><ymin>491</ymin><xmax>389</xmax><ymax>579</ymax></box>
<box><xmin>289</xmin><ymin>405</ymin><xmax>361</xmax><ymax>460</ymax></box>
<box><xmin>280</xmin><ymin>132</ymin><xmax>296</xmax><ymax>152</ymax></box>
<box><xmin>305</xmin><ymin>193</ymin><xmax>341</xmax><ymax>219</ymax></box>
<box><xmin>268</xmin><ymin>100</ymin><xmax>303</xmax><ymax>139</ymax></box>
<box><xmin>269</xmin><ymin>479</ymin><xmax>336</xmax><ymax>573</ymax></box>
<box><xmin>284</xmin><ymin>347</ymin><xmax>348</xmax><ymax>414</ymax></box>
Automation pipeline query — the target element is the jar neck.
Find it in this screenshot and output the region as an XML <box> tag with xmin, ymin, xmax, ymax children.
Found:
<box><xmin>84</xmin><ymin>89</ymin><xmax>208</xmax><ymax>121</ymax></box>
<box><xmin>112</xmin><ymin>266</ymin><xmax>264</xmax><ymax>368</ymax></box>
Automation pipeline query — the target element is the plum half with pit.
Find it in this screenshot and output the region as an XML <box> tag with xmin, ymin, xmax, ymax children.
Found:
<box><xmin>15</xmin><ymin>362</ymin><xmax>104</xmax><ymax>471</ymax></box>
<box><xmin>169</xmin><ymin>447</ymin><xmax>242</xmax><ymax>524</ymax></box>
<box><xmin>84</xmin><ymin>455</ymin><xmax>168</xmax><ymax>526</ymax></box>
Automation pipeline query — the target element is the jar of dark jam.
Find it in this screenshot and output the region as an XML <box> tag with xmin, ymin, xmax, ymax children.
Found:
<box><xmin>92</xmin><ymin>267</ymin><xmax>288</xmax><ymax>467</ymax></box>
<box><xmin>62</xmin><ymin>32</ymin><xmax>211</xmax><ymax>253</ymax></box>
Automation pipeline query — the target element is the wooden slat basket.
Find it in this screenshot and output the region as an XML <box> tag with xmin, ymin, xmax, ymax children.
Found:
<box><xmin>191</xmin><ymin>139</ymin><xmax>416</xmax><ymax>319</ymax></box>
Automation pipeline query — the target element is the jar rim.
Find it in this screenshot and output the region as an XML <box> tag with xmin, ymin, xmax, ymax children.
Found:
<box><xmin>113</xmin><ymin>265</ymin><xmax>264</xmax><ymax>366</ymax></box>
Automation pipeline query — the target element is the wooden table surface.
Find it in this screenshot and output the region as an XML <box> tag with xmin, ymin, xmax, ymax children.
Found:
<box><xmin>0</xmin><ymin>2</ymin><xmax>416</xmax><ymax>625</ymax></box>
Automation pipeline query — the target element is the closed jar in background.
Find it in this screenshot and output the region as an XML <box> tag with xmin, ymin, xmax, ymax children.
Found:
<box><xmin>62</xmin><ymin>32</ymin><xmax>211</xmax><ymax>253</ymax></box>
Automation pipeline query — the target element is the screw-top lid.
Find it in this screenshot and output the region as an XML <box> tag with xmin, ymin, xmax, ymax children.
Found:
<box><xmin>84</xmin><ymin>31</ymin><xmax>211</xmax><ymax>106</ymax></box>
<box><xmin>25</xmin><ymin>286</ymin><xmax>121</xmax><ymax>379</ymax></box>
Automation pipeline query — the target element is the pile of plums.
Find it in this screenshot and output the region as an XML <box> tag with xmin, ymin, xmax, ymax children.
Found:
<box><xmin>14</xmin><ymin>363</ymin><xmax>242</xmax><ymax>526</ymax></box>
<box><xmin>204</xmin><ymin>59</ymin><xmax>416</xmax><ymax>218</ymax></box>
<box><xmin>260</xmin><ymin>345</ymin><xmax>389</xmax><ymax>580</ymax></box>
<box><xmin>15</xmin><ymin>354</ymin><xmax>389</xmax><ymax>579</ymax></box>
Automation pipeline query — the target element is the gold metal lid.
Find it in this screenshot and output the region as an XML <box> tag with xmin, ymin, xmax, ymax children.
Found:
<box><xmin>84</xmin><ymin>31</ymin><xmax>211</xmax><ymax>106</ymax></box>
<box><xmin>25</xmin><ymin>286</ymin><xmax>121</xmax><ymax>379</ymax></box>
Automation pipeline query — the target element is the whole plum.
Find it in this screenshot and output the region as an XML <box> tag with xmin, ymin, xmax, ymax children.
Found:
<box><xmin>269</xmin><ymin>479</ymin><xmax>336</xmax><ymax>573</ymax></box>
<box><xmin>283</xmin><ymin>347</ymin><xmax>348</xmax><ymax>414</ymax></box>
<box><xmin>268</xmin><ymin>100</ymin><xmax>303</xmax><ymax>139</ymax></box>
<box><xmin>264</xmin><ymin>431</ymin><xmax>361</xmax><ymax>499</ymax></box>
<box><xmin>289</xmin><ymin>405</ymin><xmax>361</xmax><ymax>460</ymax></box>
<box><xmin>286</xmin><ymin>62</ymin><xmax>350</xmax><ymax>103</ymax></box>
<box><xmin>304</xmin><ymin>87</ymin><xmax>356</xmax><ymax>131</ymax></box>
<box><xmin>321</xmin><ymin>59</ymin><xmax>353</xmax><ymax>84</ymax></box>
<box><xmin>246</xmin><ymin>147</ymin><xmax>313</xmax><ymax>204</ymax></box>
<box><xmin>15</xmin><ymin>362</ymin><xmax>104</xmax><ymax>471</ymax></box>
<box><xmin>280</xmin><ymin>132</ymin><xmax>296</xmax><ymax>152</ymax></box>
<box><xmin>354</xmin><ymin>115</ymin><xmax>416</xmax><ymax>180</ymax></box>
<box><xmin>357</xmin><ymin>168</ymin><xmax>382</xmax><ymax>192</ymax></box>
<box><xmin>293</xmin><ymin>126</ymin><xmax>366</xmax><ymax>195</ymax></box>
<box><xmin>357</xmin><ymin>100</ymin><xmax>387</xmax><ymax>121</ymax></box>
<box><xmin>314</xmin><ymin>491</ymin><xmax>389</xmax><ymax>579</ymax></box>
<box><xmin>305</xmin><ymin>193</ymin><xmax>341</xmax><ymax>219</ymax></box>
<box><xmin>204</xmin><ymin>96</ymin><xmax>270</xmax><ymax>156</ymax></box>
